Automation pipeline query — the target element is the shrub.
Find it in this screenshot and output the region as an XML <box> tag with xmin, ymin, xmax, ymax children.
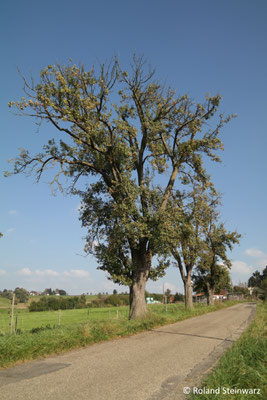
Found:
<box><xmin>29</xmin><ymin>296</ymin><xmax>88</xmax><ymax>312</ymax></box>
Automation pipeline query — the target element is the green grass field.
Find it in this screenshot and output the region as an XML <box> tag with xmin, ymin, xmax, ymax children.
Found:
<box><xmin>0</xmin><ymin>300</ymin><xmax>244</xmax><ymax>335</ymax></box>
<box><xmin>0</xmin><ymin>302</ymin><xmax>204</xmax><ymax>334</ymax></box>
<box><xmin>0</xmin><ymin>294</ymin><xmax>101</xmax><ymax>310</ymax></box>
<box><xmin>0</xmin><ymin>305</ymin><xmax>130</xmax><ymax>334</ymax></box>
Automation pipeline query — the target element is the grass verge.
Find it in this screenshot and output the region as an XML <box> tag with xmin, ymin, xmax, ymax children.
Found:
<box><xmin>189</xmin><ymin>302</ymin><xmax>267</xmax><ymax>400</ymax></box>
<box><xmin>0</xmin><ymin>301</ymin><xmax>243</xmax><ymax>369</ymax></box>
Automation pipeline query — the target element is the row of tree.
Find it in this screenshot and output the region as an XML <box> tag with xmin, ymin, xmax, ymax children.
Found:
<box><xmin>0</xmin><ymin>288</ymin><xmax>69</xmax><ymax>303</ymax></box>
<box><xmin>42</xmin><ymin>288</ymin><xmax>67</xmax><ymax>296</ymax></box>
<box><xmin>0</xmin><ymin>288</ymin><xmax>29</xmax><ymax>303</ymax></box>
<box><xmin>8</xmin><ymin>55</ymin><xmax>240</xmax><ymax>318</ymax></box>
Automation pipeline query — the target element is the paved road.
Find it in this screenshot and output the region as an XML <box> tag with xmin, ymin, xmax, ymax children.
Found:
<box><xmin>0</xmin><ymin>303</ymin><xmax>256</xmax><ymax>400</ymax></box>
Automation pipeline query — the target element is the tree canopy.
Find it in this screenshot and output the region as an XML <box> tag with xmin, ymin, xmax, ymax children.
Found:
<box><xmin>193</xmin><ymin>203</ymin><xmax>241</xmax><ymax>304</ymax></box>
<box><xmin>248</xmin><ymin>267</ymin><xmax>267</xmax><ymax>301</ymax></box>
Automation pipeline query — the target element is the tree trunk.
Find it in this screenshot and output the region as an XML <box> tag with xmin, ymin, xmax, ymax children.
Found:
<box><xmin>129</xmin><ymin>274</ymin><xmax>147</xmax><ymax>319</ymax></box>
<box><xmin>129</xmin><ymin>248</ymin><xmax>151</xmax><ymax>319</ymax></box>
<box><xmin>207</xmin><ymin>287</ymin><xmax>214</xmax><ymax>305</ymax></box>
<box><xmin>184</xmin><ymin>274</ymin><xmax>194</xmax><ymax>310</ymax></box>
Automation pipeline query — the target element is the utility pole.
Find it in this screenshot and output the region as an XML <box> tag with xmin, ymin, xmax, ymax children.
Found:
<box><xmin>9</xmin><ymin>293</ymin><xmax>15</xmax><ymax>334</ymax></box>
<box><xmin>58</xmin><ymin>310</ymin><xmax>61</xmax><ymax>327</ymax></box>
<box><xmin>163</xmin><ymin>283</ymin><xmax>166</xmax><ymax>305</ymax></box>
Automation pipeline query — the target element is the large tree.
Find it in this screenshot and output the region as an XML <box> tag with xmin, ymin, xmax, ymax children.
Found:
<box><xmin>7</xmin><ymin>56</ymin><xmax>231</xmax><ymax>318</ymax></box>
<box><xmin>192</xmin><ymin>263</ymin><xmax>232</xmax><ymax>301</ymax></box>
<box><xmin>248</xmin><ymin>270</ymin><xmax>263</xmax><ymax>288</ymax></box>
<box><xmin>248</xmin><ymin>267</ymin><xmax>267</xmax><ymax>301</ymax></box>
<box><xmin>196</xmin><ymin>222</ymin><xmax>240</xmax><ymax>305</ymax></box>
<box><xmin>168</xmin><ymin>183</ymin><xmax>240</xmax><ymax>309</ymax></box>
<box><xmin>167</xmin><ymin>183</ymin><xmax>219</xmax><ymax>310</ymax></box>
<box><xmin>14</xmin><ymin>287</ymin><xmax>30</xmax><ymax>303</ymax></box>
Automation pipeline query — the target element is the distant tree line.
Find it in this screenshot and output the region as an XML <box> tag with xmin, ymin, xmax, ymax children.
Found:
<box><xmin>89</xmin><ymin>294</ymin><xmax>130</xmax><ymax>308</ymax></box>
<box><xmin>29</xmin><ymin>294</ymin><xmax>87</xmax><ymax>311</ymax></box>
<box><xmin>0</xmin><ymin>288</ymin><xmax>29</xmax><ymax>303</ymax></box>
<box><xmin>42</xmin><ymin>288</ymin><xmax>67</xmax><ymax>296</ymax></box>
<box><xmin>0</xmin><ymin>287</ymin><xmax>68</xmax><ymax>304</ymax></box>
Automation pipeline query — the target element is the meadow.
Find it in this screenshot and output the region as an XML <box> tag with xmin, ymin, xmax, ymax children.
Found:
<box><xmin>0</xmin><ymin>298</ymin><xmax>246</xmax><ymax>335</ymax></box>
<box><xmin>0</xmin><ymin>305</ymin><xmax>130</xmax><ymax>334</ymax></box>
<box><xmin>0</xmin><ymin>301</ymin><xmax>213</xmax><ymax>334</ymax></box>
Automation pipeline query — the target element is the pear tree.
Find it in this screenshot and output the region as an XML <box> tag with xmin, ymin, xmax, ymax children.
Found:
<box><xmin>7</xmin><ymin>56</ymin><xmax>232</xmax><ymax>318</ymax></box>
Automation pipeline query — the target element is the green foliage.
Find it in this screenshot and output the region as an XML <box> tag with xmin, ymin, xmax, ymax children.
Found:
<box><xmin>248</xmin><ymin>267</ymin><xmax>267</xmax><ymax>300</ymax></box>
<box><xmin>165</xmin><ymin>288</ymin><xmax>172</xmax><ymax>303</ymax></box>
<box><xmin>30</xmin><ymin>324</ymin><xmax>53</xmax><ymax>334</ymax></box>
<box><xmin>0</xmin><ymin>289</ymin><xmax>13</xmax><ymax>301</ymax></box>
<box><xmin>0</xmin><ymin>288</ymin><xmax>30</xmax><ymax>305</ymax></box>
<box><xmin>14</xmin><ymin>287</ymin><xmax>29</xmax><ymax>303</ymax></box>
<box><xmin>193</xmin><ymin>264</ymin><xmax>232</xmax><ymax>295</ymax></box>
<box><xmin>248</xmin><ymin>270</ymin><xmax>262</xmax><ymax>288</ymax></box>
<box><xmin>29</xmin><ymin>295</ymin><xmax>88</xmax><ymax>312</ymax></box>
<box><xmin>190</xmin><ymin>196</ymin><xmax>240</xmax><ymax>297</ymax></box>
<box><xmin>261</xmin><ymin>279</ymin><xmax>267</xmax><ymax>301</ymax></box>
<box><xmin>233</xmin><ymin>285</ymin><xmax>250</xmax><ymax>296</ymax></box>
<box><xmin>149</xmin><ymin>293</ymin><xmax>164</xmax><ymax>302</ymax></box>
<box><xmin>169</xmin><ymin>185</ymin><xmax>218</xmax><ymax>275</ymax></box>
<box><xmin>174</xmin><ymin>292</ymin><xmax>184</xmax><ymax>302</ymax></box>
<box><xmin>89</xmin><ymin>294</ymin><xmax>130</xmax><ymax>308</ymax></box>
<box><xmin>169</xmin><ymin>184</ymin><xmax>240</xmax><ymax>307</ymax></box>
<box><xmin>42</xmin><ymin>288</ymin><xmax>67</xmax><ymax>296</ymax></box>
<box><xmin>43</xmin><ymin>288</ymin><xmax>54</xmax><ymax>295</ymax></box>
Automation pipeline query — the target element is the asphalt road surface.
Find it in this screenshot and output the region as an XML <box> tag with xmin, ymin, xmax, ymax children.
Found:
<box><xmin>0</xmin><ymin>303</ymin><xmax>256</xmax><ymax>400</ymax></box>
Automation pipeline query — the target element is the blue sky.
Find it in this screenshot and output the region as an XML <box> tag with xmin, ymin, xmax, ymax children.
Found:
<box><xmin>1</xmin><ymin>0</ymin><xmax>266</xmax><ymax>294</ymax></box>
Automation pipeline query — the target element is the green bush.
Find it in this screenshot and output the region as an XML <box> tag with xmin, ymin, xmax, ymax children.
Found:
<box><xmin>87</xmin><ymin>294</ymin><xmax>130</xmax><ymax>308</ymax></box>
<box><xmin>29</xmin><ymin>295</ymin><xmax>88</xmax><ymax>312</ymax></box>
<box><xmin>104</xmin><ymin>294</ymin><xmax>130</xmax><ymax>306</ymax></box>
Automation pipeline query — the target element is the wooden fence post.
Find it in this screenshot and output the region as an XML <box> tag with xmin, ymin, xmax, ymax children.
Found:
<box><xmin>15</xmin><ymin>315</ymin><xmax>18</xmax><ymax>334</ymax></box>
<box><xmin>9</xmin><ymin>293</ymin><xmax>15</xmax><ymax>334</ymax></box>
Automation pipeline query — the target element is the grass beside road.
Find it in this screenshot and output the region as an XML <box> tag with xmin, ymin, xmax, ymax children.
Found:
<box><xmin>190</xmin><ymin>302</ymin><xmax>267</xmax><ymax>400</ymax></box>
<box><xmin>0</xmin><ymin>301</ymin><xmax>242</xmax><ymax>369</ymax></box>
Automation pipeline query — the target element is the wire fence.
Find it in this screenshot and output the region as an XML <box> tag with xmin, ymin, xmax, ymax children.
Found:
<box><xmin>0</xmin><ymin>307</ymin><xmax>131</xmax><ymax>335</ymax></box>
<box><xmin>0</xmin><ymin>302</ymin><xmax>210</xmax><ymax>335</ymax></box>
